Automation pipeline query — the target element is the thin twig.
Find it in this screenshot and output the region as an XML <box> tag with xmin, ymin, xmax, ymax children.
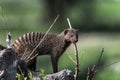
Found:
<box><xmin>87</xmin><ymin>65</ymin><xmax>96</xmax><ymax>80</ymax></box>
<box><xmin>96</xmin><ymin>59</ymin><xmax>120</xmax><ymax>73</ymax></box>
<box><xmin>86</xmin><ymin>48</ymin><xmax>104</xmax><ymax>80</ymax></box>
<box><xmin>74</xmin><ymin>43</ymin><xmax>79</xmax><ymax>80</ymax></box>
<box><xmin>26</xmin><ymin>54</ymin><xmax>38</xmax><ymax>63</ymax></box>
<box><xmin>67</xmin><ymin>17</ymin><xmax>79</xmax><ymax>80</ymax></box>
<box><xmin>18</xmin><ymin>65</ymin><xmax>24</xmax><ymax>79</ymax></box>
<box><xmin>66</xmin><ymin>51</ymin><xmax>76</xmax><ymax>64</ymax></box>
<box><xmin>26</xmin><ymin>14</ymin><xmax>60</xmax><ymax>60</ymax></box>
<box><xmin>21</xmin><ymin>48</ymin><xmax>29</xmax><ymax>60</ymax></box>
<box><xmin>67</xmin><ymin>18</ymin><xmax>72</xmax><ymax>29</ymax></box>
<box><xmin>96</xmin><ymin>48</ymin><xmax>104</xmax><ymax>67</ymax></box>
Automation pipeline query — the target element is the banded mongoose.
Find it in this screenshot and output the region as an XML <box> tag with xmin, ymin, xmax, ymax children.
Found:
<box><xmin>13</xmin><ymin>28</ymin><xmax>78</xmax><ymax>73</ymax></box>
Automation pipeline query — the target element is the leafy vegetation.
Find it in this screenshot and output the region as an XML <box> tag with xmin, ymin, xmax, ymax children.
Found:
<box><xmin>16</xmin><ymin>72</ymin><xmax>34</xmax><ymax>80</ymax></box>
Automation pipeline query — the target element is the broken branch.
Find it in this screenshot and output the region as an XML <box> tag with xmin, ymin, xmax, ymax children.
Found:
<box><xmin>74</xmin><ymin>43</ymin><xmax>79</xmax><ymax>80</ymax></box>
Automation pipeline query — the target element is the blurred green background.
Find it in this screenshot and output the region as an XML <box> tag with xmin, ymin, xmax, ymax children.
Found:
<box><xmin>0</xmin><ymin>0</ymin><xmax>120</xmax><ymax>80</ymax></box>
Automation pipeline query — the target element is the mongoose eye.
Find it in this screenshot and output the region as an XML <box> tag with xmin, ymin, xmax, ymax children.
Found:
<box><xmin>70</xmin><ymin>35</ymin><xmax>74</xmax><ymax>37</ymax></box>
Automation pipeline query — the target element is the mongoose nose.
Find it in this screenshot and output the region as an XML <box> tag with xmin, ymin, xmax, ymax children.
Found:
<box><xmin>74</xmin><ymin>39</ymin><xmax>78</xmax><ymax>43</ymax></box>
<box><xmin>71</xmin><ymin>38</ymin><xmax>78</xmax><ymax>43</ymax></box>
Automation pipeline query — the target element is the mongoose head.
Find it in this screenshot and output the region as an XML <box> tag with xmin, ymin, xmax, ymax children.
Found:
<box><xmin>64</xmin><ymin>28</ymin><xmax>78</xmax><ymax>43</ymax></box>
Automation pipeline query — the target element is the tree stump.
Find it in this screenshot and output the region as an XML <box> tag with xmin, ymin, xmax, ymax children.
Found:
<box><xmin>46</xmin><ymin>69</ymin><xmax>74</xmax><ymax>80</ymax></box>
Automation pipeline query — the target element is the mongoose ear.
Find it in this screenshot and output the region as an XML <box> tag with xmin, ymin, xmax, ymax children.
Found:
<box><xmin>76</xmin><ymin>29</ymin><xmax>79</xmax><ymax>33</ymax></box>
<box><xmin>64</xmin><ymin>29</ymin><xmax>69</xmax><ymax>35</ymax></box>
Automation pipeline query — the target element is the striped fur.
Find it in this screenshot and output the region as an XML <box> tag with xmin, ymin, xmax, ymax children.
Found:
<box><xmin>13</xmin><ymin>28</ymin><xmax>78</xmax><ymax>72</ymax></box>
<box><xmin>13</xmin><ymin>32</ymin><xmax>56</xmax><ymax>56</ymax></box>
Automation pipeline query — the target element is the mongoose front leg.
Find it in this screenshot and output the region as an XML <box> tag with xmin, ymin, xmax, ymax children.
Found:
<box><xmin>17</xmin><ymin>60</ymin><xmax>30</xmax><ymax>79</ymax></box>
<box><xmin>51</xmin><ymin>56</ymin><xmax>58</xmax><ymax>73</ymax></box>
<box><xmin>27</xmin><ymin>58</ymin><xmax>37</xmax><ymax>71</ymax></box>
